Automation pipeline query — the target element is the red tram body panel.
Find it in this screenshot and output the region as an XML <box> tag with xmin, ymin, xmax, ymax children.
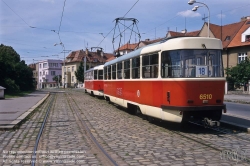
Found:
<box><xmin>87</xmin><ymin>37</ymin><xmax>226</xmax><ymax>123</ymax></box>
<box><xmin>84</xmin><ymin>65</ymin><xmax>104</xmax><ymax>97</ymax></box>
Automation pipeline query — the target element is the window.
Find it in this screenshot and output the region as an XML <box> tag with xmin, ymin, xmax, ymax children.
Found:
<box><xmin>107</xmin><ymin>66</ymin><xmax>111</xmax><ymax>80</ymax></box>
<box><xmin>225</xmin><ymin>36</ymin><xmax>231</xmax><ymax>41</ymax></box>
<box><xmin>245</xmin><ymin>35</ymin><xmax>250</xmax><ymax>42</ymax></box>
<box><xmin>117</xmin><ymin>62</ymin><xmax>122</xmax><ymax>79</ymax></box>
<box><xmin>51</xmin><ymin>71</ymin><xmax>56</xmax><ymax>76</ymax></box>
<box><xmin>112</xmin><ymin>64</ymin><xmax>116</xmax><ymax>79</ymax></box>
<box><xmin>72</xmin><ymin>66</ymin><xmax>75</xmax><ymax>72</ymax></box>
<box><xmin>104</xmin><ymin>67</ymin><xmax>107</xmax><ymax>80</ymax></box>
<box><xmin>72</xmin><ymin>76</ymin><xmax>74</xmax><ymax>82</ymax></box>
<box><xmin>40</xmin><ymin>64</ymin><xmax>42</xmax><ymax>68</ymax></box>
<box><xmin>142</xmin><ymin>54</ymin><xmax>158</xmax><ymax>78</ymax></box>
<box><xmin>94</xmin><ymin>70</ymin><xmax>97</xmax><ymax>80</ymax></box>
<box><xmin>43</xmin><ymin>63</ymin><xmax>47</xmax><ymax>68</ymax></box>
<box><xmin>238</xmin><ymin>52</ymin><xmax>247</xmax><ymax>64</ymax></box>
<box><xmin>98</xmin><ymin>70</ymin><xmax>103</xmax><ymax>80</ymax></box>
<box><xmin>67</xmin><ymin>67</ymin><xmax>70</xmax><ymax>72</ymax></box>
<box><xmin>132</xmin><ymin>57</ymin><xmax>140</xmax><ymax>79</ymax></box>
<box><xmin>124</xmin><ymin>60</ymin><xmax>130</xmax><ymax>79</ymax></box>
<box><xmin>161</xmin><ymin>50</ymin><xmax>223</xmax><ymax>78</ymax></box>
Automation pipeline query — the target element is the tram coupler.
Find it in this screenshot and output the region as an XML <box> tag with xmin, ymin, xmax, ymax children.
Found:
<box><xmin>203</xmin><ymin>118</ymin><xmax>220</xmax><ymax>127</ymax></box>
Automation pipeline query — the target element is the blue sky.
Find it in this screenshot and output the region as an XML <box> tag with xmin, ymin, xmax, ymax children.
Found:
<box><xmin>1</xmin><ymin>0</ymin><xmax>249</xmax><ymax>64</ymax></box>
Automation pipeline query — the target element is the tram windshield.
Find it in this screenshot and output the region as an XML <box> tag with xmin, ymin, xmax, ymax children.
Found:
<box><xmin>161</xmin><ymin>50</ymin><xmax>223</xmax><ymax>78</ymax></box>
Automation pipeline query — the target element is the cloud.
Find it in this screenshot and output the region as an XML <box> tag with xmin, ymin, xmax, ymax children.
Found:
<box><xmin>177</xmin><ymin>10</ymin><xmax>201</xmax><ymax>17</ymax></box>
<box><xmin>40</xmin><ymin>0</ymin><xmax>54</xmax><ymax>3</ymax></box>
<box><xmin>217</xmin><ymin>14</ymin><xmax>226</xmax><ymax>19</ymax></box>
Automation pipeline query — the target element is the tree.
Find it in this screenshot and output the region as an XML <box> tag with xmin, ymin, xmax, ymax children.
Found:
<box><xmin>225</xmin><ymin>57</ymin><xmax>250</xmax><ymax>90</ymax></box>
<box><xmin>53</xmin><ymin>75</ymin><xmax>62</xmax><ymax>82</ymax></box>
<box><xmin>53</xmin><ymin>75</ymin><xmax>62</xmax><ymax>86</ymax></box>
<box><xmin>75</xmin><ymin>61</ymin><xmax>84</xmax><ymax>83</ymax></box>
<box><xmin>0</xmin><ymin>44</ymin><xmax>35</xmax><ymax>93</ymax></box>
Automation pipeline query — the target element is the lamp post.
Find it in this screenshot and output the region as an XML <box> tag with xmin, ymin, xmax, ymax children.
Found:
<box><xmin>188</xmin><ymin>0</ymin><xmax>210</xmax><ymax>37</ymax></box>
<box><xmin>54</xmin><ymin>42</ymin><xmax>66</xmax><ymax>88</ymax></box>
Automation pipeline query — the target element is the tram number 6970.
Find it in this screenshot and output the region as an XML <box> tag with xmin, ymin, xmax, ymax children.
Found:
<box><xmin>199</xmin><ymin>94</ymin><xmax>212</xmax><ymax>100</ymax></box>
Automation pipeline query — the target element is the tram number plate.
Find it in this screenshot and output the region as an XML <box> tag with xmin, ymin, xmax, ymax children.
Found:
<box><xmin>196</xmin><ymin>66</ymin><xmax>208</xmax><ymax>77</ymax></box>
<box><xmin>199</xmin><ymin>94</ymin><xmax>212</xmax><ymax>100</ymax></box>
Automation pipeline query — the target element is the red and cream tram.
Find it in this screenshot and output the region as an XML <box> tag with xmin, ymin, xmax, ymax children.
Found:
<box><xmin>84</xmin><ymin>65</ymin><xmax>104</xmax><ymax>97</ymax></box>
<box><xmin>103</xmin><ymin>37</ymin><xmax>226</xmax><ymax>123</ymax></box>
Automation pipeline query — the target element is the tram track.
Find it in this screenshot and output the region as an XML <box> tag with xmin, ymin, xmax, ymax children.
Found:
<box><xmin>65</xmin><ymin>92</ymin><xmax>119</xmax><ymax>166</ymax></box>
<box><xmin>62</xmin><ymin>90</ymin><xmax>250</xmax><ymax>165</ymax></box>
<box><xmin>31</xmin><ymin>93</ymin><xmax>55</xmax><ymax>166</ymax></box>
<box><xmin>167</xmin><ymin>121</ymin><xmax>250</xmax><ymax>164</ymax></box>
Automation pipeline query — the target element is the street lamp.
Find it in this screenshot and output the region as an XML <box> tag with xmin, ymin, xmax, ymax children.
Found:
<box><xmin>188</xmin><ymin>0</ymin><xmax>210</xmax><ymax>37</ymax></box>
<box><xmin>54</xmin><ymin>42</ymin><xmax>66</xmax><ymax>88</ymax></box>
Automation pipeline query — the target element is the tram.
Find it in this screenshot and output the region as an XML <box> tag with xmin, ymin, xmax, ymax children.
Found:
<box><xmin>103</xmin><ymin>37</ymin><xmax>226</xmax><ymax>123</ymax></box>
<box><xmin>84</xmin><ymin>65</ymin><xmax>104</xmax><ymax>97</ymax></box>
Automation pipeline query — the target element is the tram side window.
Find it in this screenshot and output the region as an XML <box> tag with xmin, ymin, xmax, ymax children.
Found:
<box><xmin>104</xmin><ymin>67</ymin><xmax>107</xmax><ymax>80</ymax></box>
<box><xmin>107</xmin><ymin>66</ymin><xmax>111</xmax><ymax>80</ymax></box>
<box><xmin>132</xmin><ymin>57</ymin><xmax>140</xmax><ymax>79</ymax></box>
<box><xmin>124</xmin><ymin>60</ymin><xmax>130</xmax><ymax>79</ymax></box>
<box><xmin>112</xmin><ymin>64</ymin><xmax>116</xmax><ymax>79</ymax></box>
<box><xmin>94</xmin><ymin>70</ymin><xmax>97</xmax><ymax>80</ymax></box>
<box><xmin>117</xmin><ymin>62</ymin><xmax>122</xmax><ymax>79</ymax></box>
<box><xmin>161</xmin><ymin>51</ymin><xmax>172</xmax><ymax>78</ymax></box>
<box><xmin>142</xmin><ymin>54</ymin><xmax>158</xmax><ymax>78</ymax></box>
<box><xmin>98</xmin><ymin>70</ymin><xmax>103</xmax><ymax>80</ymax></box>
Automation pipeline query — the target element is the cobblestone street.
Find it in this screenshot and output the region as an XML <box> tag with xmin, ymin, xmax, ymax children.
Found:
<box><xmin>1</xmin><ymin>90</ymin><xmax>250</xmax><ymax>166</ymax></box>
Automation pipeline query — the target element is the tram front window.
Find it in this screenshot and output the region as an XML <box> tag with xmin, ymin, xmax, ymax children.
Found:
<box><xmin>161</xmin><ymin>50</ymin><xmax>223</xmax><ymax>78</ymax></box>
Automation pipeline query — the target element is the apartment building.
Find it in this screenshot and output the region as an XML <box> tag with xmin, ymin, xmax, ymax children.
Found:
<box><xmin>38</xmin><ymin>59</ymin><xmax>62</xmax><ymax>89</ymax></box>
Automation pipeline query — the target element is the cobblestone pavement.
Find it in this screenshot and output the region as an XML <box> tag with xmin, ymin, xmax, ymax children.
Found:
<box><xmin>1</xmin><ymin>90</ymin><xmax>250</xmax><ymax>166</ymax></box>
<box><xmin>0</xmin><ymin>94</ymin><xmax>51</xmax><ymax>166</ymax></box>
<box><xmin>70</xmin><ymin>90</ymin><xmax>250</xmax><ymax>166</ymax></box>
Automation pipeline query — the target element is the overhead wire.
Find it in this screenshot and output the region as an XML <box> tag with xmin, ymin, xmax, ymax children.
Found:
<box><xmin>1</xmin><ymin>0</ymin><xmax>34</xmax><ymax>28</ymax></box>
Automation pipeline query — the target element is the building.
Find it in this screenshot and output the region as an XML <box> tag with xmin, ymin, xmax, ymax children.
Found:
<box><xmin>198</xmin><ymin>16</ymin><xmax>250</xmax><ymax>75</ymax></box>
<box><xmin>62</xmin><ymin>49</ymin><xmax>114</xmax><ymax>87</ymax></box>
<box><xmin>28</xmin><ymin>63</ymin><xmax>38</xmax><ymax>89</ymax></box>
<box><xmin>38</xmin><ymin>59</ymin><xmax>63</xmax><ymax>89</ymax></box>
<box><xmin>115</xmin><ymin>43</ymin><xmax>138</xmax><ymax>56</ymax></box>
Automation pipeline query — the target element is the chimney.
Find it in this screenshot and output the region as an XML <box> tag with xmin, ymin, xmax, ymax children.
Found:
<box><xmin>181</xmin><ymin>29</ymin><xmax>187</xmax><ymax>34</ymax></box>
<box><xmin>241</xmin><ymin>16</ymin><xmax>250</xmax><ymax>21</ymax></box>
<box><xmin>145</xmin><ymin>39</ymin><xmax>150</xmax><ymax>41</ymax></box>
<box><xmin>85</xmin><ymin>48</ymin><xmax>88</xmax><ymax>55</ymax></box>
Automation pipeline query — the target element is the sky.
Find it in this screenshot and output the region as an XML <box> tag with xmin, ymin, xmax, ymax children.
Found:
<box><xmin>1</xmin><ymin>0</ymin><xmax>250</xmax><ymax>65</ymax></box>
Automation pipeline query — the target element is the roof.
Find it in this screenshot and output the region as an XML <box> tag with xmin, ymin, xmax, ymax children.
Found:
<box><xmin>0</xmin><ymin>86</ymin><xmax>6</xmax><ymax>90</ymax></box>
<box><xmin>228</xmin><ymin>20</ymin><xmax>250</xmax><ymax>48</ymax></box>
<box><xmin>167</xmin><ymin>30</ymin><xmax>200</xmax><ymax>37</ymax></box>
<box><xmin>65</xmin><ymin>49</ymin><xmax>114</xmax><ymax>64</ymax></box>
<box><xmin>207</xmin><ymin>21</ymin><xmax>245</xmax><ymax>48</ymax></box>
<box><xmin>116</xmin><ymin>43</ymin><xmax>138</xmax><ymax>51</ymax></box>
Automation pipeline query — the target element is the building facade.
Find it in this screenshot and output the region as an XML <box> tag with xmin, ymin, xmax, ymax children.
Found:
<box><xmin>62</xmin><ymin>49</ymin><xmax>114</xmax><ymax>88</ymax></box>
<box><xmin>38</xmin><ymin>59</ymin><xmax>62</xmax><ymax>89</ymax></box>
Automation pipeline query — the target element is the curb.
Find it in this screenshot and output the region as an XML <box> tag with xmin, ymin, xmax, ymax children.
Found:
<box><xmin>220</xmin><ymin>120</ymin><xmax>250</xmax><ymax>133</ymax></box>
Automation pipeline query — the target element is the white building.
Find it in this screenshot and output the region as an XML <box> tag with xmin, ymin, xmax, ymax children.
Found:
<box><xmin>38</xmin><ymin>59</ymin><xmax>63</xmax><ymax>89</ymax></box>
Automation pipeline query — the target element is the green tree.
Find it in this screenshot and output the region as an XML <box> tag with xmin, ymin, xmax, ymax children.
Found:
<box><xmin>225</xmin><ymin>57</ymin><xmax>250</xmax><ymax>90</ymax></box>
<box><xmin>75</xmin><ymin>61</ymin><xmax>85</xmax><ymax>83</ymax></box>
<box><xmin>0</xmin><ymin>44</ymin><xmax>35</xmax><ymax>93</ymax></box>
<box><xmin>53</xmin><ymin>75</ymin><xmax>62</xmax><ymax>83</ymax></box>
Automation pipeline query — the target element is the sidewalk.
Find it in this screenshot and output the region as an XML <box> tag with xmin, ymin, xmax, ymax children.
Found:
<box><xmin>0</xmin><ymin>91</ymin><xmax>49</xmax><ymax>129</ymax></box>
<box><xmin>224</xmin><ymin>94</ymin><xmax>250</xmax><ymax>104</ymax></box>
<box><xmin>222</xmin><ymin>94</ymin><xmax>250</xmax><ymax>132</ymax></box>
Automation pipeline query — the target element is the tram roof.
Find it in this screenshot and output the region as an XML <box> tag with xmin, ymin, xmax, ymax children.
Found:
<box><xmin>85</xmin><ymin>64</ymin><xmax>104</xmax><ymax>73</ymax></box>
<box><xmin>104</xmin><ymin>36</ymin><xmax>222</xmax><ymax>66</ymax></box>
